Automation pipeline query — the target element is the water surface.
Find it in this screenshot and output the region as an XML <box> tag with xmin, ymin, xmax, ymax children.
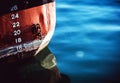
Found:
<box><xmin>49</xmin><ymin>0</ymin><xmax>120</xmax><ymax>83</ymax></box>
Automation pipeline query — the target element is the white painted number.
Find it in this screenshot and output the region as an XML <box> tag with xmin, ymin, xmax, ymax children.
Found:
<box><xmin>11</xmin><ymin>10</ymin><xmax>22</xmax><ymax>44</ymax></box>
<box><xmin>16</xmin><ymin>45</ymin><xmax>23</xmax><ymax>52</ymax></box>
<box><xmin>15</xmin><ymin>38</ymin><xmax>22</xmax><ymax>43</ymax></box>
<box><xmin>13</xmin><ymin>30</ymin><xmax>21</xmax><ymax>36</ymax></box>
<box><xmin>11</xmin><ymin>5</ymin><xmax>18</xmax><ymax>11</ymax></box>
<box><xmin>12</xmin><ymin>22</ymin><xmax>20</xmax><ymax>28</ymax></box>
<box><xmin>11</xmin><ymin>13</ymin><xmax>19</xmax><ymax>19</ymax></box>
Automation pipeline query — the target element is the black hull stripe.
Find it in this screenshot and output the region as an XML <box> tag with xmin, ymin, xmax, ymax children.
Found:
<box><xmin>0</xmin><ymin>0</ymin><xmax>54</xmax><ymax>16</ymax></box>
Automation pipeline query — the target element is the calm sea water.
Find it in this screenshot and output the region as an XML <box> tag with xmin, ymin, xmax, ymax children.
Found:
<box><xmin>49</xmin><ymin>0</ymin><xmax>120</xmax><ymax>83</ymax></box>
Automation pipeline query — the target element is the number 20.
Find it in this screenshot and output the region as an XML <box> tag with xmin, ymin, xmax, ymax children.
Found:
<box><xmin>13</xmin><ymin>30</ymin><xmax>21</xmax><ymax>36</ymax></box>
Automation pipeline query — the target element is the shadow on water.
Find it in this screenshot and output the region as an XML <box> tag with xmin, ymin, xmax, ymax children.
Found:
<box><xmin>49</xmin><ymin>0</ymin><xmax>120</xmax><ymax>83</ymax></box>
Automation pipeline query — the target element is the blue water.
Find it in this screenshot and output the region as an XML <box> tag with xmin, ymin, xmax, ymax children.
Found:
<box><xmin>49</xmin><ymin>0</ymin><xmax>120</xmax><ymax>83</ymax></box>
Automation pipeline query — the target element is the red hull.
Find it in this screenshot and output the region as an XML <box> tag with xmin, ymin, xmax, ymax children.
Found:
<box><xmin>0</xmin><ymin>2</ymin><xmax>56</xmax><ymax>62</ymax></box>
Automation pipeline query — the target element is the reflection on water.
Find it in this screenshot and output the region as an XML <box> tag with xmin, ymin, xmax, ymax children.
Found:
<box><xmin>49</xmin><ymin>0</ymin><xmax>120</xmax><ymax>83</ymax></box>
